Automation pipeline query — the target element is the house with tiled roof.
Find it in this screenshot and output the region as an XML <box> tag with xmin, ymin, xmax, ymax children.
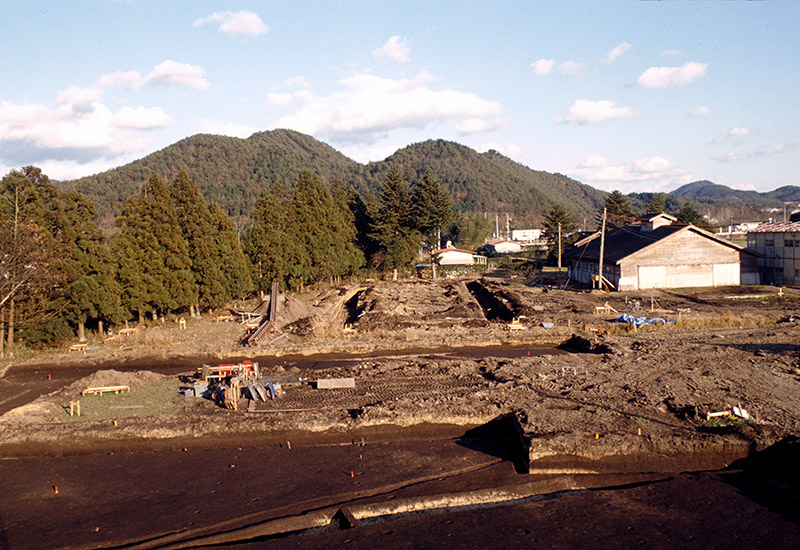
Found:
<box><xmin>564</xmin><ymin>213</ymin><xmax>759</xmax><ymax>291</ymax></box>
<box><xmin>747</xmin><ymin>221</ymin><xmax>800</xmax><ymax>286</ymax></box>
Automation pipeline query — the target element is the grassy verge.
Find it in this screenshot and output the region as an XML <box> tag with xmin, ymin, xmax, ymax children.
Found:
<box><xmin>59</xmin><ymin>379</ymin><xmax>181</xmax><ymax>423</ymax></box>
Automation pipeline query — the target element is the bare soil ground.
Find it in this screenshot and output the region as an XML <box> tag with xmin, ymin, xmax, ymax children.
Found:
<box><xmin>1</xmin><ymin>277</ymin><xmax>799</xmax><ymax>548</ymax></box>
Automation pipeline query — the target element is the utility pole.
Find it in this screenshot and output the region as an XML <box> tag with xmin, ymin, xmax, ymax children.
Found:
<box><xmin>495</xmin><ymin>213</ymin><xmax>499</xmax><ymax>238</ymax></box>
<box><xmin>505</xmin><ymin>213</ymin><xmax>510</xmax><ymax>239</ymax></box>
<box><xmin>557</xmin><ymin>222</ymin><xmax>562</xmax><ymax>271</ymax></box>
<box><xmin>598</xmin><ymin>208</ymin><xmax>607</xmax><ymax>291</ymax></box>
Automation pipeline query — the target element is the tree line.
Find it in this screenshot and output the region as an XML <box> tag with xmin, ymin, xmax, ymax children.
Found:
<box><xmin>0</xmin><ymin>165</ymin><xmax>476</xmax><ymax>355</ymax></box>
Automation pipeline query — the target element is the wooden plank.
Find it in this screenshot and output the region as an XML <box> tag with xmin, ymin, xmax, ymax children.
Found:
<box><xmin>316</xmin><ymin>378</ymin><xmax>356</xmax><ymax>389</ymax></box>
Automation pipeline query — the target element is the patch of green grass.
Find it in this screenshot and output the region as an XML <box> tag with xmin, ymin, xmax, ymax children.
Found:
<box><xmin>706</xmin><ymin>416</ymin><xmax>756</xmax><ymax>428</ymax></box>
<box><xmin>60</xmin><ymin>379</ymin><xmax>181</xmax><ymax>422</ymax></box>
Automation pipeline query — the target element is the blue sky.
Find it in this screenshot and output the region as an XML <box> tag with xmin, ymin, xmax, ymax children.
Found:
<box><xmin>1</xmin><ymin>1</ymin><xmax>798</xmax><ymax>193</ymax></box>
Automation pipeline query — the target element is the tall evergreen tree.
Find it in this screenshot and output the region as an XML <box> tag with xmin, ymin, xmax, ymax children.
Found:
<box><xmin>543</xmin><ymin>204</ymin><xmax>579</xmax><ymax>264</ymax></box>
<box><xmin>208</xmin><ymin>202</ymin><xmax>253</xmax><ymax>301</ymax></box>
<box><xmin>242</xmin><ymin>182</ymin><xmax>310</xmax><ymax>292</ymax></box>
<box><xmin>169</xmin><ymin>171</ymin><xmax>226</xmax><ymax>311</ymax></box>
<box><xmin>677</xmin><ymin>202</ymin><xmax>716</xmax><ymax>232</ymax></box>
<box><xmin>599</xmin><ymin>190</ymin><xmax>636</xmax><ymax>230</ymax></box>
<box><xmin>411</xmin><ymin>171</ymin><xmax>452</xmax><ymax>250</ymax></box>
<box><xmin>112</xmin><ymin>173</ymin><xmax>194</xmax><ymax>320</ymax></box>
<box><xmin>371</xmin><ymin>167</ymin><xmax>418</xmax><ymax>271</ymax></box>
<box><xmin>645</xmin><ymin>193</ymin><xmax>667</xmax><ymax>215</ymax></box>
<box><xmin>55</xmin><ymin>191</ymin><xmax>123</xmax><ymax>341</ymax></box>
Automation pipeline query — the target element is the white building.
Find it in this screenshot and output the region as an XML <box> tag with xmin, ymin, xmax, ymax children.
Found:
<box><xmin>511</xmin><ymin>229</ymin><xmax>542</xmax><ymax>242</ymax></box>
<box><xmin>433</xmin><ymin>247</ymin><xmax>487</xmax><ymax>266</ymax></box>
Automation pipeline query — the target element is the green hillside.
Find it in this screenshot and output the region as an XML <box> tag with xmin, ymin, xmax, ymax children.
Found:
<box><xmin>62</xmin><ymin>130</ymin><xmax>606</xmax><ymax>230</ymax></box>
<box><xmin>369</xmin><ymin>140</ymin><xmax>605</xmax><ymax>225</ymax></box>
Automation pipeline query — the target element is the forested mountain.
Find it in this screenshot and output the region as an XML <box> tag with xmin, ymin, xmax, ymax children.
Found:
<box><xmin>672</xmin><ymin>180</ymin><xmax>800</xmax><ymax>205</ymax></box>
<box><xmin>64</xmin><ymin>130</ymin><xmax>366</xmax><ymax>228</ymax></box>
<box><xmin>63</xmin><ymin>130</ymin><xmax>606</xmax><ymax>230</ymax></box>
<box><xmin>369</xmin><ymin>141</ymin><xmax>606</xmax><ymax>226</ymax></box>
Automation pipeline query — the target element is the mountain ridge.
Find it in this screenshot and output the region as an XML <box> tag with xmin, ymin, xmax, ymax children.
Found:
<box><xmin>61</xmin><ymin>130</ymin><xmax>607</xmax><ymax>228</ymax></box>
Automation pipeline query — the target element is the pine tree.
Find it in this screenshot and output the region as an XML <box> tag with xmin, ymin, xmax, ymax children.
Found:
<box><xmin>599</xmin><ymin>190</ymin><xmax>636</xmax><ymax>230</ymax></box>
<box><xmin>292</xmin><ymin>172</ymin><xmax>363</xmax><ymax>284</ymax></box>
<box><xmin>55</xmin><ymin>191</ymin><xmax>123</xmax><ymax>341</ymax></box>
<box><xmin>208</xmin><ymin>202</ymin><xmax>253</xmax><ymax>301</ymax></box>
<box><xmin>371</xmin><ymin>167</ymin><xmax>418</xmax><ymax>271</ymax></box>
<box><xmin>112</xmin><ymin>173</ymin><xmax>195</xmax><ymax>320</ymax></box>
<box><xmin>169</xmin><ymin>171</ymin><xmax>225</xmax><ymax>311</ymax></box>
<box><xmin>645</xmin><ymin>193</ymin><xmax>667</xmax><ymax>215</ymax></box>
<box><xmin>411</xmin><ymin>170</ymin><xmax>452</xmax><ymax>250</ymax></box>
<box><xmin>543</xmin><ymin>204</ymin><xmax>579</xmax><ymax>263</ymax></box>
<box><xmin>677</xmin><ymin>202</ymin><xmax>716</xmax><ymax>232</ymax></box>
<box><xmin>242</xmin><ymin>182</ymin><xmax>310</xmax><ymax>292</ymax></box>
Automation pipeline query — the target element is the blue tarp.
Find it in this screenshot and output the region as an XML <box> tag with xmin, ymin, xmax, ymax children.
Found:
<box><xmin>613</xmin><ymin>313</ymin><xmax>677</xmax><ymax>328</ymax></box>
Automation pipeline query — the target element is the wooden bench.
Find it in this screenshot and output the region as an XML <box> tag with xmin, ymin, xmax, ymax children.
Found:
<box><xmin>68</xmin><ymin>343</ymin><xmax>88</xmax><ymax>352</ymax></box>
<box><xmin>81</xmin><ymin>385</ymin><xmax>131</xmax><ymax>396</ymax></box>
<box><xmin>119</xmin><ymin>328</ymin><xmax>138</xmax><ymax>336</ymax></box>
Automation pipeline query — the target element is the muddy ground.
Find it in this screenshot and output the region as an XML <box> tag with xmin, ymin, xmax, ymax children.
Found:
<box><xmin>1</xmin><ymin>277</ymin><xmax>799</xmax><ymax>548</ymax></box>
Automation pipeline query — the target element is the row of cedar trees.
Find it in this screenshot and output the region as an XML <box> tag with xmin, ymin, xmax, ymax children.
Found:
<box><xmin>0</xmin><ymin>166</ymin><xmax>455</xmax><ymax>354</ymax></box>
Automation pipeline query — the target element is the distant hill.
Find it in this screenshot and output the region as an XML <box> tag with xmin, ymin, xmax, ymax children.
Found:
<box><xmin>672</xmin><ymin>180</ymin><xmax>800</xmax><ymax>205</ymax></box>
<box><xmin>63</xmin><ymin>130</ymin><xmax>365</xmax><ymax>228</ymax></box>
<box><xmin>61</xmin><ymin>130</ymin><xmax>607</xmax><ymax>230</ymax></box>
<box><xmin>367</xmin><ymin>140</ymin><xmax>606</xmax><ymax>226</ymax></box>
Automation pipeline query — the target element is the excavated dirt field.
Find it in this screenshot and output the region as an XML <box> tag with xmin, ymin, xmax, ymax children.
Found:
<box><xmin>1</xmin><ymin>277</ymin><xmax>799</xmax><ymax>548</ymax></box>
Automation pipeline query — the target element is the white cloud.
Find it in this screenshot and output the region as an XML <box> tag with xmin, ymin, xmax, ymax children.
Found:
<box><xmin>143</xmin><ymin>60</ymin><xmax>210</xmax><ymax>91</ymax></box>
<box><xmin>456</xmin><ymin>116</ymin><xmax>508</xmax><ymax>135</ymax></box>
<box><xmin>111</xmin><ymin>106</ymin><xmax>173</xmax><ymax>129</ymax></box>
<box><xmin>270</xmin><ymin>71</ymin><xmax>502</xmax><ymax>142</ymax></box>
<box><xmin>266</xmin><ymin>93</ymin><xmax>294</xmax><ymax>107</ymax></box>
<box><xmin>571</xmin><ymin>154</ymin><xmax>686</xmax><ymax>192</ymax></box>
<box><xmin>284</xmin><ymin>75</ymin><xmax>310</xmax><ymax>88</ymax></box>
<box><xmin>93</xmin><ymin>62</ymin><xmax>210</xmax><ymax>92</ymax></box>
<box><xmin>603</xmin><ymin>42</ymin><xmax>631</xmax><ymax>64</ymax></box>
<box><xmin>554</xmin><ymin>100</ymin><xmax>636</xmax><ymax>124</ymax></box>
<box><xmin>715</xmin><ymin>142</ymin><xmax>796</xmax><ymax>163</ymax></box>
<box><xmin>691</xmin><ymin>106</ymin><xmax>710</xmax><ymax>117</ymax></box>
<box><xmin>558</xmin><ymin>60</ymin><xmax>586</xmax><ymax>76</ymax></box>
<box><xmin>638</xmin><ymin>62</ymin><xmax>708</xmax><ymax>88</ymax></box>
<box><xmin>730</xmin><ymin>126</ymin><xmax>750</xmax><ymax>136</ymax></box>
<box><xmin>530</xmin><ymin>58</ymin><xmax>555</xmax><ymax>75</ymax></box>
<box><xmin>372</xmin><ymin>35</ymin><xmax>410</xmax><ymax>62</ymax></box>
<box><xmin>95</xmin><ymin>70</ymin><xmax>141</xmax><ymax>90</ymax></box>
<box><xmin>0</xmin><ymin>81</ymin><xmax>174</xmax><ymax>171</ymax></box>
<box><xmin>193</xmin><ymin>10</ymin><xmax>268</xmax><ymax>37</ymax></box>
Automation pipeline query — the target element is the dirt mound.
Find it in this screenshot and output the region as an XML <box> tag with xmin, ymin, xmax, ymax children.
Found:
<box><xmin>64</xmin><ymin>369</ymin><xmax>170</xmax><ymax>395</ymax></box>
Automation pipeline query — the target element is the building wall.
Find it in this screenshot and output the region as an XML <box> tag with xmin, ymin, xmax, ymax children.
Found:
<box><xmin>573</xmin><ymin>230</ymin><xmax>749</xmax><ymax>291</ymax></box>
<box><xmin>748</xmin><ymin>230</ymin><xmax>800</xmax><ymax>286</ymax></box>
<box><xmin>437</xmin><ymin>251</ymin><xmax>477</xmax><ymax>265</ymax></box>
